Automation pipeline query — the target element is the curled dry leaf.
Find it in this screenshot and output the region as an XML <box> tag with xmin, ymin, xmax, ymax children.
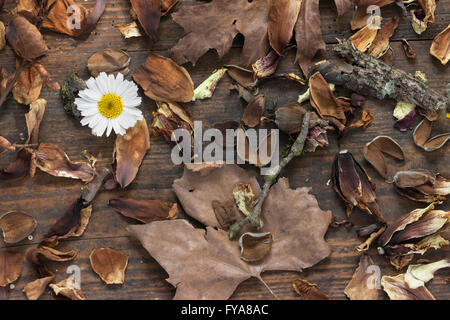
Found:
<box><xmin>292</xmin><ymin>278</ymin><xmax>329</xmax><ymax>300</ymax></box>
<box><xmin>89</xmin><ymin>248</ymin><xmax>128</xmax><ymax>285</ymax></box>
<box><xmin>411</xmin><ymin>0</ymin><xmax>436</xmax><ymax>35</ymax></box>
<box><xmin>356</xmin><ymin>224</ymin><xmax>386</xmax><ymax>252</ymax></box>
<box><xmin>112</xmin><ymin>119</ymin><xmax>150</xmax><ymax>188</ymax></box>
<box><xmin>351</xmin><ymin>6</ymin><xmax>370</xmax><ymax>30</ymax></box>
<box><xmin>23</xmin><ymin>275</ymin><xmax>54</xmax><ymax>300</ymax></box>
<box><xmin>413</xmin><ymin>119</ymin><xmax>450</xmax><ymax>151</ymax></box>
<box><xmin>192</xmin><ymin>68</ymin><xmax>227</xmax><ymax>101</ymax></box>
<box><xmin>6</xmin><ymin>16</ymin><xmax>48</xmax><ymax>61</ymax></box>
<box><xmin>367</xmin><ymin>17</ymin><xmax>399</xmax><ymax>58</ymax></box>
<box><xmin>267</xmin><ymin>0</ymin><xmax>301</xmax><ymax>56</ymax></box>
<box><xmin>0</xmin><ymin>251</ymin><xmax>23</xmax><ymax>287</ymax></box>
<box><xmin>349</xmin><ymin>25</ymin><xmax>378</xmax><ymax>52</ymax></box>
<box><xmin>12</xmin><ymin>62</ymin><xmax>43</xmax><ymax>105</ymax></box>
<box><xmin>393</xmin><ymin>101</ymin><xmax>416</xmax><ymax>131</ymax></box>
<box><xmin>116</xmin><ymin>21</ymin><xmax>143</xmax><ymax>39</ymax></box>
<box><xmin>0</xmin><ymin>211</ymin><xmax>37</xmax><ymax>243</ymax></box>
<box><xmin>275</xmin><ymin>104</ymin><xmax>306</xmax><ymax>134</ymax></box>
<box><xmin>332</xmin><ymin>150</ymin><xmax>385</xmax><ymax>221</ymax></box>
<box><xmin>173</xmin><ymin>165</ymin><xmax>260</xmax><ymax>228</ymax></box>
<box><xmin>49</xmin><ymin>278</ymin><xmax>85</xmax><ymax>300</ymax></box>
<box><xmin>211</xmin><ymin>199</ymin><xmax>242</xmax><ymax>230</ymax></box>
<box><xmin>381</xmin><ymin>274</ymin><xmax>435</xmax><ymax>300</ymax></box>
<box><xmin>88</xmin><ymin>48</ymin><xmax>131</xmax><ymax>77</ymax></box>
<box><xmin>252</xmin><ymin>50</ymin><xmax>280</xmax><ymax>79</ymax></box>
<box><xmin>344</xmin><ymin>255</ymin><xmax>383</xmax><ymax>300</ymax></box>
<box><xmin>171</xmin><ymin>0</ymin><xmax>268</xmax><ymax>66</ymax></box>
<box><xmin>0</xmin><ymin>21</ymin><xmax>5</xmax><ymax>51</ymax></box>
<box><xmin>226</xmin><ymin>65</ymin><xmax>256</xmax><ymax>91</ymax></box>
<box><xmin>405</xmin><ymin>259</ymin><xmax>450</xmax><ymax>289</ymax></box>
<box><xmin>133</xmin><ymin>54</ymin><xmax>194</xmax><ymax>103</ymax></box>
<box><xmin>378</xmin><ymin>203</ymin><xmax>449</xmax><ymax>269</ymax></box>
<box><xmin>309</xmin><ymin>72</ymin><xmax>346</xmax><ymax>122</ymax></box>
<box><xmin>294</xmin><ymin>0</ymin><xmax>325</xmax><ymax>76</ymax></box>
<box><xmin>393</xmin><ymin>169</ymin><xmax>449</xmax><ymax>203</ymax></box>
<box><xmin>430</xmin><ymin>24</ymin><xmax>450</xmax><ymax>65</ymax></box>
<box><xmin>26</xmin><ymin>245</ymin><xmax>77</xmax><ymax>278</ymax></box>
<box><xmin>239</xmin><ymin>232</ymin><xmax>273</xmax><ymax>262</ymax></box>
<box><xmin>130</xmin><ymin>0</ymin><xmax>160</xmax><ymax>42</ymax></box>
<box><xmin>109</xmin><ymin>198</ymin><xmax>178</xmax><ymax>223</ymax></box>
<box><xmin>0</xmin><ymin>136</ymin><xmax>15</xmax><ymax>152</ymax></box>
<box><xmin>151</xmin><ymin>101</ymin><xmax>193</xmax><ymax>144</ymax></box>
<box><xmin>129</xmin><ymin>178</ymin><xmax>332</xmax><ymax>300</ymax></box>
<box><xmin>34</xmin><ymin>143</ymin><xmax>95</xmax><ymax>182</ymax></box>
<box><xmin>243</xmin><ymin>94</ymin><xmax>264</xmax><ymax>127</ymax></box>
<box><xmin>42</xmin><ymin>0</ymin><xmax>105</xmax><ymax>37</ymax></box>
<box><xmin>401</xmin><ymin>38</ymin><xmax>417</xmax><ymax>59</ymax></box>
<box><xmin>363</xmin><ymin>136</ymin><xmax>404</xmax><ymax>178</ymax></box>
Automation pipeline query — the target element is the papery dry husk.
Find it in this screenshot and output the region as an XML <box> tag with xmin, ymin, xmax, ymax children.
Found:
<box><xmin>413</xmin><ymin>118</ymin><xmax>450</xmax><ymax>151</ymax></box>
<box><xmin>402</xmin><ymin>38</ymin><xmax>417</xmax><ymax>59</ymax></box>
<box><xmin>34</xmin><ymin>143</ymin><xmax>95</xmax><ymax>182</ymax></box>
<box><xmin>23</xmin><ymin>275</ymin><xmax>54</xmax><ymax>300</ymax></box>
<box><xmin>267</xmin><ymin>0</ymin><xmax>301</xmax><ymax>56</ymax></box>
<box><xmin>133</xmin><ymin>54</ymin><xmax>194</xmax><ymax>102</ymax></box>
<box><xmin>363</xmin><ymin>136</ymin><xmax>404</xmax><ymax>178</ymax></box>
<box><xmin>243</xmin><ymin>94</ymin><xmax>264</xmax><ymax>127</ymax></box>
<box><xmin>293</xmin><ymin>278</ymin><xmax>329</xmax><ymax>300</ymax></box>
<box><xmin>430</xmin><ymin>24</ymin><xmax>450</xmax><ymax>65</ymax></box>
<box><xmin>12</xmin><ymin>62</ymin><xmax>43</xmax><ymax>105</ymax></box>
<box><xmin>130</xmin><ymin>0</ymin><xmax>160</xmax><ymax>42</ymax></box>
<box><xmin>112</xmin><ymin>119</ymin><xmax>150</xmax><ymax>188</ymax></box>
<box><xmin>381</xmin><ymin>274</ymin><xmax>435</xmax><ymax>300</ymax></box>
<box><xmin>405</xmin><ymin>259</ymin><xmax>450</xmax><ymax>289</ymax></box>
<box><xmin>349</xmin><ymin>25</ymin><xmax>378</xmax><ymax>52</ymax></box>
<box><xmin>345</xmin><ymin>255</ymin><xmax>383</xmax><ymax>300</ymax></box>
<box><xmin>0</xmin><ymin>211</ymin><xmax>36</xmax><ymax>243</ymax></box>
<box><xmin>367</xmin><ymin>17</ymin><xmax>399</xmax><ymax>58</ymax></box>
<box><xmin>192</xmin><ymin>68</ymin><xmax>227</xmax><ymax>101</ymax></box>
<box><xmin>89</xmin><ymin>248</ymin><xmax>128</xmax><ymax>285</ymax></box>
<box><xmin>116</xmin><ymin>21</ymin><xmax>143</xmax><ymax>39</ymax></box>
<box><xmin>88</xmin><ymin>48</ymin><xmax>131</xmax><ymax>77</ymax></box>
<box><xmin>49</xmin><ymin>278</ymin><xmax>85</xmax><ymax>300</ymax></box>
<box><xmin>109</xmin><ymin>198</ymin><xmax>178</xmax><ymax>223</ymax></box>
<box><xmin>309</xmin><ymin>72</ymin><xmax>346</xmax><ymax>122</ymax></box>
<box><xmin>239</xmin><ymin>232</ymin><xmax>273</xmax><ymax>262</ymax></box>
<box><xmin>151</xmin><ymin>101</ymin><xmax>193</xmax><ymax>145</ymax></box>
<box><xmin>161</xmin><ymin>0</ymin><xmax>178</xmax><ymax>16</ymax></box>
<box><xmin>0</xmin><ymin>21</ymin><xmax>5</xmax><ymax>51</ymax></box>
<box><xmin>0</xmin><ymin>251</ymin><xmax>23</xmax><ymax>287</ymax></box>
<box><xmin>252</xmin><ymin>50</ymin><xmax>280</xmax><ymax>79</ymax></box>
<box><xmin>351</xmin><ymin>6</ymin><xmax>370</xmax><ymax>30</ymax></box>
<box><xmin>275</xmin><ymin>104</ymin><xmax>306</xmax><ymax>134</ymax></box>
<box><xmin>0</xmin><ymin>136</ymin><xmax>15</xmax><ymax>152</ymax></box>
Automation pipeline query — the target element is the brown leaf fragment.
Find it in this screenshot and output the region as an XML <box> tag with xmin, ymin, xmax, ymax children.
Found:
<box><xmin>381</xmin><ymin>274</ymin><xmax>435</xmax><ymax>300</ymax></box>
<box><xmin>394</xmin><ymin>169</ymin><xmax>449</xmax><ymax>203</ymax></box>
<box><xmin>0</xmin><ymin>136</ymin><xmax>15</xmax><ymax>152</ymax></box>
<box><xmin>133</xmin><ymin>54</ymin><xmax>194</xmax><ymax>102</ymax></box>
<box><xmin>293</xmin><ymin>278</ymin><xmax>329</xmax><ymax>300</ymax></box>
<box><xmin>252</xmin><ymin>50</ymin><xmax>280</xmax><ymax>79</ymax></box>
<box><xmin>34</xmin><ymin>143</ymin><xmax>95</xmax><ymax>182</ymax></box>
<box><xmin>413</xmin><ymin>118</ymin><xmax>450</xmax><ymax>151</ymax></box>
<box><xmin>430</xmin><ymin>24</ymin><xmax>450</xmax><ymax>65</ymax></box>
<box><xmin>116</xmin><ymin>21</ymin><xmax>143</xmax><ymax>39</ymax></box>
<box><xmin>345</xmin><ymin>255</ymin><xmax>383</xmax><ymax>300</ymax></box>
<box><xmin>151</xmin><ymin>101</ymin><xmax>193</xmax><ymax>144</ymax></box>
<box><xmin>0</xmin><ymin>251</ymin><xmax>23</xmax><ymax>287</ymax></box>
<box><xmin>410</xmin><ymin>0</ymin><xmax>436</xmax><ymax>35</ymax></box>
<box><xmin>332</xmin><ymin>150</ymin><xmax>385</xmax><ymax>221</ymax></box>
<box><xmin>363</xmin><ymin>136</ymin><xmax>404</xmax><ymax>178</ymax></box>
<box><xmin>130</xmin><ymin>0</ymin><xmax>160</xmax><ymax>42</ymax></box>
<box><xmin>402</xmin><ymin>38</ymin><xmax>417</xmax><ymax>59</ymax></box>
<box><xmin>161</xmin><ymin>0</ymin><xmax>178</xmax><ymax>16</ymax></box>
<box><xmin>349</xmin><ymin>25</ymin><xmax>378</xmax><ymax>52</ymax></box>
<box><xmin>88</xmin><ymin>48</ymin><xmax>131</xmax><ymax>77</ymax></box>
<box><xmin>211</xmin><ymin>200</ymin><xmax>243</xmax><ymax>231</ymax></box>
<box><xmin>367</xmin><ymin>17</ymin><xmax>399</xmax><ymax>58</ymax></box>
<box><xmin>109</xmin><ymin>198</ymin><xmax>178</xmax><ymax>223</ymax></box>
<box><xmin>49</xmin><ymin>278</ymin><xmax>85</xmax><ymax>300</ymax></box>
<box><xmin>239</xmin><ymin>232</ymin><xmax>273</xmax><ymax>262</ymax></box>
<box><xmin>185</xmin><ymin>161</ymin><xmax>225</xmax><ymax>176</ymax></box>
<box><xmin>243</xmin><ymin>94</ymin><xmax>264</xmax><ymax>127</ymax></box>
<box><xmin>25</xmin><ymin>246</ymin><xmax>77</xmax><ymax>278</ymax></box>
<box><xmin>275</xmin><ymin>104</ymin><xmax>306</xmax><ymax>134</ymax></box>
<box><xmin>267</xmin><ymin>0</ymin><xmax>301</xmax><ymax>56</ymax></box>
<box><xmin>42</xmin><ymin>0</ymin><xmax>105</xmax><ymax>37</ymax></box>
<box><xmin>173</xmin><ymin>165</ymin><xmax>261</xmax><ymax>228</ymax></box>
<box><xmin>309</xmin><ymin>72</ymin><xmax>346</xmax><ymax>122</ymax></box>
<box><xmin>112</xmin><ymin>118</ymin><xmax>150</xmax><ymax>188</ymax></box>
<box><xmin>0</xmin><ymin>211</ymin><xmax>37</xmax><ymax>244</ymax></box>
<box><xmin>170</xmin><ymin>0</ymin><xmax>268</xmax><ymax>66</ymax></box>
<box><xmin>23</xmin><ymin>275</ymin><xmax>54</xmax><ymax>300</ymax></box>
<box><xmin>6</xmin><ymin>16</ymin><xmax>48</xmax><ymax>60</ymax></box>
<box><xmin>89</xmin><ymin>248</ymin><xmax>128</xmax><ymax>285</ymax></box>
<box><xmin>351</xmin><ymin>6</ymin><xmax>371</xmax><ymax>30</ymax></box>
<box><xmin>294</xmin><ymin>0</ymin><xmax>326</xmax><ymax>76</ymax></box>
<box><xmin>12</xmin><ymin>62</ymin><xmax>43</xmax><ymax>105</ymax></box>
<box><xmin>0</xmin><ymin>21</ymin><xmax>5</xmax><ymax>51</ymax></box>
<box><xmin>226</xmin><ymin>65</ymin><xmax>256</xmax><ymax>90</ymax></box>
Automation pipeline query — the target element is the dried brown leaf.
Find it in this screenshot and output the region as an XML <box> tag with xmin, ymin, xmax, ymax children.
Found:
<box><xmin>12</xmin><ymin>61</ymin><xmax>43</xmax><ymax>105</ymax></box>
<box><xmin>89</xmin><ymin>248</ymin><xmax>128</xmax><ymax>285</ymax></box>
<box><xmin>88</xmin><ymin>48</ymin><xmax>131</xmax><ymax>77</ymax></box>
<box><xmin>243</xmin><ymin>94</ymin><xmax>264</xmax><ymax>127</ymax></box>
<box><xmin>349</xmin><ymin>25</ymin><xmax>378</xmax><ymax>52</ymax></box>
<box><xmin>49</xmin><ymin>278</ymin><xmax>85</xmax><ymax>300</ymax></box>
<box><xmin>402</xmin><ymin>38</ymin><xmax>417</xmax><ymax>59</ymax></box>
<box><xmin>170</xmin><ymin>0</ymin><xmax>268</xmax><ymax>66</ymax></box>
<box><xmin>0</xmin><ymin>211</ymin><xmax>37</xmax><ymax>243</ymax></box>
<box><xmin>6</xmin><ymin>16</ymin><xmax>48</xmax><ymax>60</ymax></box>
<box><xmin>116</xmin><ymin>21</ymin><xmax>143</xmax><ymax>39</ymax></box>
<box><xmin>0</xmin><ymin>251</ymin><xmax>23</xmax><ymax>287</ymax></box>
<box><xmin>309</xmin><ymin>72</ymin><xmax>346</xmax><ymax>122</ymax></box>
<box><xmin>381</xmin><ymin>274</ymin><xmax>435</xmax><ymax>300</ymax></box>
<box><xmin>0</xmin><ymin>21</ymin><xmax>5</xmax><ymax>51</ymax></box>
<box><xmin>413</xmin><ymin>118</ymin><xmax>450</xmax><ymax>151</ymax></box>
<box><xmin>112</xmin><ymin>118</ymin><xmax>150</xmax><ymax>188</ymax></box>
<box><xmin>23</xmin><ymin>275</ymin><xmax>54</xmax><ymax>300</ymax></box>
<box><xmin>109</xmin><ymin>198</ymin><xmax>178</xmax><ymax>223</ymax></box>
<box><xmin>430</xmin><ymin>24</ymin><xmax>450</xmax><ymax>65</ymax></box>
<box><xmin>133</xmin><ymin>54</ymin><xmax>194</xmax><ymax>102</ymax></box>
<box><xmin>363</xmin><ymin>135</ymin><xmax>404</xmax><ymax>178</ymax></box>
<box><xmin>293</xmin><ymin>278</ymin><xmax>329</xmax><ymax>300</ymax></box>
<box><xmin>239</xmin><ymin>232</ymin><xmax>273</xmax><ymax>262</ymax></box>
<box><xmin>275</xmin><ymin>104</ymin><xmax>306</xmax><ymax>134</ymax></box>
<box><xmin>367</xmin><ymin>17</ymin><xmax>399</xmax><ymax>58</ymax></box>
<box><xmin>252</xmin><ymin>50</ymin><xmax>280</xmax><ymax>79</ymax></box>
<box><xmin>345</xmin><ymin>255</ymin><xmax>383</xmax><ymax>300</ymax></box>
<box><xmin>0</xmin><ymin>136</ymin><xmax>15</xmax><ymax>152</ymax></box>
<box><xmin>130</xmin><ymin>0</ymin><xmax>160</xmax><ymax>42</ymax></box>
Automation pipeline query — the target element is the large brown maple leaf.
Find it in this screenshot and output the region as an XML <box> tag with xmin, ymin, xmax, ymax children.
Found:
<box><xmin>170</xmin><ymin>0</ymin><xmax>269</xmax><ymax>66</ymax></box>
<box><xmin>130</xmin><ymin>169</ymin><xmax>332</xmax><ymax>299</ymax></box>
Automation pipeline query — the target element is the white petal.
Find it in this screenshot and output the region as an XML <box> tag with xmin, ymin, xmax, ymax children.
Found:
<box><xmin>123</xmin><ymin>107</ymin><xmax>143</xmax><ymax>117</ymax></box>
<box><xmin>80</xmin><ymin>107</ymin><xmax>100</xmax><ymax>117</ymax></box>
<box><xmin>95</xmin><ymin>73</ymin><xmax>109</xmax><ymax>95</ymax></box>
<box><xmin>123</xmin><ymin>97</ymin><xmax>141</xmax><ymax>108</ymax></box>
<box><xmin>106</xmin><ymin>121</ymin><xmax>113</xmax><ymax>137</ymax></box>
<box><xmin>79</xmin><ymin>89</ymin><xmax>102</xmax><ymax>101</ymax></box>
<box><xmin>92</xmin><ymin>118</ymin><xmax>108</xmax><ymax>137</ymax></box>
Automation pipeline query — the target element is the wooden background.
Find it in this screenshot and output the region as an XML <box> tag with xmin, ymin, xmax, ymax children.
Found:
<box><xmin>0</xmin><ymin>0</ymin><xmax>449</xmax><ymax>300</ymax></box>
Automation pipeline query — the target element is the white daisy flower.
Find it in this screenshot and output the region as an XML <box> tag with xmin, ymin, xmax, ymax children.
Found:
<box><xmin>75</xmin><ymin>72</ymin><xmax>143</xmax><ymax>137</ymax></box>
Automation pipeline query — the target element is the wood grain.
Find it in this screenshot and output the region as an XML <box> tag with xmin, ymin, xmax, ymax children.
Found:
<box><xmin>0</xmin><ymin>0</ymin><xmax>449</xmax><ymax>300</ymax></box>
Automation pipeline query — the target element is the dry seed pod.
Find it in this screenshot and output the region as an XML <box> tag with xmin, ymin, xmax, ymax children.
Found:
<box><xmin>87</xmin><ymin>48</ymin><xmax>131</xmax><ymax>77</ymax></box>
<box><xmin>275</xmin><ymin>104</ymin><xmax>306</xmax><ymax>134</ymax></box>
<box><xmin>293</xmin><ymin>278</ymin><xmax>329</xmax><ymax>300</ymax></box>
<box><xmin>394</xmin><ymin>169</ymin><xmax>449</xmax><ymax>203</ymax></box>
<box><xmin>363</xmin><ymin>136</ymin><xmax>404</xmax><ymax>178</ymax></box>
<box><xmin>0</xmin><ymin>211</ymin><xmax>37</xmax><ymax>243</ymax></box>
<box><xmin>413</xmin><ymin>118</ymin><xmax>450</xmax><ymax>151</ymax></box>
<box><xmin>243</xmin><ymin>94</ymin><xmax>264</xmax><ymax>127</ymax></box>
<box><xmin>332</xmin><ymin>150</ymin><xmax>384</xmax><ymax>221</ymax></box>
<box><xmin>381</xmin><ymin>274</ymin><xmax>435</xmax><ymax>300</ymax></box>
<box><xmin>90</xmin><ymin>248</ymin><xmax>128</xmax><ymax>285</ymax></box>
<box><xmin>252</xmin><ymin>50</ymin><xmax>280</xmax><ymax>79</ymax></box>
<box><xmin>238</xmin><ymin>232</ymin><xmax>273</xmax><ymax>262</ymax></box>
<box><xmin>151</xmin><ymin>101</ymin><xmax>194</xmax><ymax>144</ymax></box>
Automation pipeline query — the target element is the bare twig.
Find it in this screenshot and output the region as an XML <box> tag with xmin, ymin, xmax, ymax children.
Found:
<box><xmin>229</xmin><ymin>112</ymin><xmax>311</xmax><ymax>239</ymax></box>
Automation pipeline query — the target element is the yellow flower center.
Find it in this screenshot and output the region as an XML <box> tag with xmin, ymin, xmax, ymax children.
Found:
<box><xmin>98</xmin><ymin>93</ymin><xmax>123</xmax><ymax>119</ymax></box>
